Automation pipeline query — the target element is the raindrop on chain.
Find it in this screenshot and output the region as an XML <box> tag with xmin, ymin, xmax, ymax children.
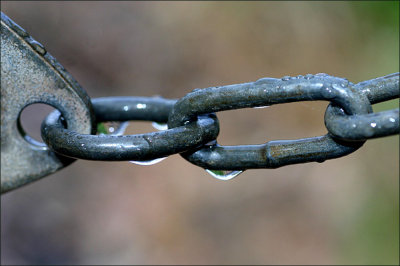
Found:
<box><xmin>112</xmin><ymin>122</ymin><xmax>129</xmax><ymax>136</ymax></box>
<box><xmin>130</xmin><ymin>157</ymin><xmax>167</xmax><ymax>166</ymax></box>
<box><xmin>151</xmin><ymin>122</ymin><xmax>168</xmax><ymax>131</ymax></box>
<box><xmin>304</xmin><ymin>74</ymin><xmax>314</xmax><ymax>80</ymax></box>
<box><xmin>205</xmin><ymin>170</ymin><xmax>243</xmax><ymax>181</ymax></box>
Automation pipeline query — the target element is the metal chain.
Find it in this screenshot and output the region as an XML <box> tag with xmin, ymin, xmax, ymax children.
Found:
<box><xmin>325</xmin><ymin>73</ymin><xmax>399</xmax><ymax>140</ymax></box>
<box><xmin>41</xmin><ymin>97</ymin><xmax>219</xmax><ymax>161</ymax></box>
<box><xmin>167</xmin><ymin>73</ymin><xmax>396</xmax><ymax>170</ymax></box>
<box><xmin>1</xmin><ymin>12</ymin><xmax>399</xmax><ymax>193</ymax></box>
<box><xmin>41</xmin><ymin>73</ymin><xmax>399</xmax><ymax>170</ymax></box>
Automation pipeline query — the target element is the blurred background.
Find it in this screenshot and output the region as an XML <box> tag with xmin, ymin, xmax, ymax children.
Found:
<box><xmin>1</xmin><ymin>1</ymin><xmax>399</xmax><ymax>265</ymax></box>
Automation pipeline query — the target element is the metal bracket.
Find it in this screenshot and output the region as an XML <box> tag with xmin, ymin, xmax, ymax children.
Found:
<box><xmin>1</xmin><ymin>12</ymin><xmax>94</xmax><ymax>193</ymax></box>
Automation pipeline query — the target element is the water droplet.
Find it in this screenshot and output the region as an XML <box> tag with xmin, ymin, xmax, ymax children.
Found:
<box><xmin>112</xmin><ymin>122</ymin><xmax>129</xmax><ymax>136</ymax></box>
<box><xmin>130</xmin><ymin>157</ymin><xmax>167</xmax><ymax>165</ymax></box>
<box><xmin>389</xmin><ymin>118</ymin><xmax>396</xmax><ymax>123</ymax></box>
<box><xmin>253</xmin><ymin>106</ymin><xmax>269</xmax><ymax>109</ymax></box>
<box><xmin>30</xmin><ymin>40</ymin><xmax>46</xmax><ymax>55</ymax></box>
<box><xmin>305</xmin><ymin>74</ymin><xmax>314</xmax><ymax>80</ymax></box>
<box><xmin>123</xmin><ymin>105</ymin><xmax>129</xmax><ymax>111</ymax></box>
<box><xmin>255</xmin><ymin>77</ymin><xmax>276</xmax><ymax>85</ymax></box>
<box><xmin>296</xmin><ymin>75</ymin><xmax>304</xmax><ymax>79</ymax></box>
<box><xmin>152</xmin><ymin>122</ymin><xmax>168</xmax><ymax>130</ymax></box>
<box><xmin>281</xmin><ymin>76</ymin><xmax>291</xmax><ymax>81</ymax></box>
<box><xmin>340</xmin><ymin>79</ymin><xmax>349</xmax><ymax>87</ymax></box>
<box><xmin>136</xmin><ymin>103</ymin><xmax>147</xmax><ymax>109</ymax></box>
<box><xmin>205</xmin><ymin>170</ymin><xmax>243</xmax><ymax>181</ymax></box>
<box><xmin>315</xmin><ymin>73</ymin><xmax>328</xmax><ymax>77</ymax></box>
<box><xmin>81</xmin><ymin>143</ymin><xmax>85</xmax><ymax>147</ymax></box>
<box><xmin>322</xmin><ymin>86</ymin><xmax>335</xmax><ymax>99</ymax></box>
<box><xmin>370</xmin><ymin>122</ymin><xmax>377</xmax><ymax>128</ymax></box>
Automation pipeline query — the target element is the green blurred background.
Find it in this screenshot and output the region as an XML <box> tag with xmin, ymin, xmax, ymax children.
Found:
<box><xmin>1</xmin><ymin>1</ymin><xmax>398</xmax><ymax>265</ymax></box>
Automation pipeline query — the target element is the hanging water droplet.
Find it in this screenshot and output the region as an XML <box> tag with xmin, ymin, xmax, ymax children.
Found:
<box><xmin>205</xmin><ymin>170</ymin><xmax>243</xmax><ymax>181</ymax></box>
<box><xmin>152</xmin><ymin>122</ymin><xmax>168</xmax><ymax>130</ymax></box>
<box><xmin>304</xmin><ymin>74</ymin><xmax>314</xmax><ymax>80</ymax></box>
<box><xmin>370</xmin><ymin>122</ymin><xmax>377</xmax><ymax>128</ymax></box>
<box><xmin>112</xmin><ymin>122</ymin><xmax>129</xmax><ymax>136</ymax></box>
<box><xmin>130</xmin><ymin>157</ymin><xmax>167</xmax><ymax>166</ymax></box>
<box><xmin>281</xmin><ymin>76</ymin><xmax>291</xmax><ymax>81</ymax></box>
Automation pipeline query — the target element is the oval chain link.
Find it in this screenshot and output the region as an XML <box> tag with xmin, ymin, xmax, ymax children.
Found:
<box><xmin>167</xmin><ymin>74</ymin><xmax>372</xmax><ymax>170</ymax></box>
<box><xmin>41</xmin><ymin>97</ymin><xmax>220</xmax><ymax>161</ymax></box>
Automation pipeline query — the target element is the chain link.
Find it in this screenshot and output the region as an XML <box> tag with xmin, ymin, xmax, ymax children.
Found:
<box><xmin>41</xmin><ymin>97</ymin><xmax>219</xmax><ymax>161</ymax></box>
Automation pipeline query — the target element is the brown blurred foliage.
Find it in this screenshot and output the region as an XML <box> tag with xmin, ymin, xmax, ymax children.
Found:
<box><xmin>1</xmin><ymin>1</ymin><xmax>399</xmax><ymax>265</ymax></box>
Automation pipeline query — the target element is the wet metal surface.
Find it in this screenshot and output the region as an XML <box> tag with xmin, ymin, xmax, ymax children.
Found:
<box><xmin>168</xmin><ymin>74</ymin><xmax>372</xmax><ymax>170</ymax></box>
<box><xmin>325</xmin><ymin>73</ymin><xmax>399</xmax><ymax>140</ymax></box>
<box><xmin>353</xmin><ymin>72</ymin><xmax>399</xmax><ymax>104</ymax></box>
<box><xmin>41</xmin><ymin>97</ymin><xmax>219</xmax><ymax>161</ymax></box>
<box><xmin>1</xmin><ymin>13</ymin><xmax>94</xmax><ymax>193</ymax></box>
<box><xmin>1</xmin><ymin>10</ymin><xmax>398</xmax><ymax>188</ymax></box>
